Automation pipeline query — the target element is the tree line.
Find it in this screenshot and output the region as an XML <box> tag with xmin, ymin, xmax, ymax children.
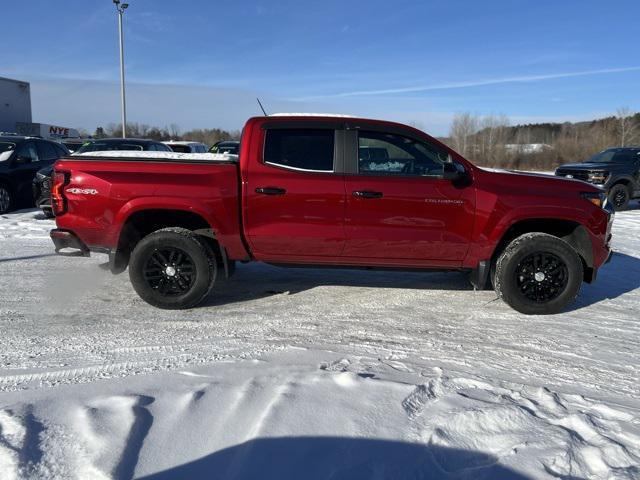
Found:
<box><xmin>83</xmin><ymin>123</ymin><xmax>241</xmax><ymax>147</ymax></box>
<box><xmin>443</xmin><ymin>107</ymin><xmax>639</xmax><ymax>170</ymax></box>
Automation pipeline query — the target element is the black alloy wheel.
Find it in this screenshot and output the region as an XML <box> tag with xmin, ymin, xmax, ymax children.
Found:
<box><xmin>129</xmin><ymin>227</ymin><xmax>217</xmax><ymax>309</ymax></box>
<box><xmin>514</xmin><ymin>252</ymin><xmax>568</xmax><ymax>303</ymax></box>
<box><xmin>608</xmin><ymin>184</ymin><xmax>630</xmax><ymax>211</ymax></box>
<box><xmin>494</xmin><ymin>232</ymin><xmax>583</xmax><ymax>315</ymax></box>
<box><xmin>0</xmin><ymin>186</ymin><xmax>12</xmax><ymax>214</ymax></box>
<box><xmin>143</xmin><ymin>247</ymin><xmax>196</xmax><ymax>296</ymax></box>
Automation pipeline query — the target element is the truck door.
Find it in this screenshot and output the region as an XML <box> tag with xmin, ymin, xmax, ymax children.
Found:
<box><xmin>343</xmin><ymin>128</ymin><xmax>476</xmax><ymax>265</ymax></box>
<box><xmin>244</xmin><ymin>125</ymin><xmax>347</xmax><ymax>260</ymax></box>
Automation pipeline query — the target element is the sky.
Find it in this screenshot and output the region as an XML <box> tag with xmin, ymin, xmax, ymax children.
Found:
<box><xmin>2</xmin><ymin>0</ymin><xmax>640</xmax><ymax>136</ymax></box>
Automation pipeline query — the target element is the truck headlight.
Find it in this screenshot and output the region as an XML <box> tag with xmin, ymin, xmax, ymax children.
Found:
<box><xmin>581</xmin><ymin>191</ymin><xmax>607</xmax><ymax>208</ymax></box>
<box><xmin>587</xmin><ymin>171</ymin><xmax>609</xmax><ymax>184</ymax></box>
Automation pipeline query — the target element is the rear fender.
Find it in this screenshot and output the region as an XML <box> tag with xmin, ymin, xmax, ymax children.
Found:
<box><xmin>110</xmin><ymin>197</ymin><xmax>228</xmax><ymax>274</ymax></box>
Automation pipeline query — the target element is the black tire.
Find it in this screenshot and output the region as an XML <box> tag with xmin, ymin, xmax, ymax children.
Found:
<box><xmin>494</xmin><ymin>233</ymin><xmax>583</xmax><ymax>315</ymax></box>
<box><xmin>129</xmin><ymin>227</ymin><xmax>217</xmax><ymax>309</ymax></box>
<box><xmin>608</xmin><ymin>184</ymin><xmax>631</xmax><ymax>211</ymax></box>
<box><xmin>0</xmin><ymin>184</ymin><xmax>13</xmax><ymax>214</ymax></box>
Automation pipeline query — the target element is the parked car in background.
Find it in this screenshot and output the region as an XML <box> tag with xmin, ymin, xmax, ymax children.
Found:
<box><xmin>209</xmin><ymin>140</ymin><xmax>240</xmax><ymax>155</ymax></box>
<box><xmin>33</xmin><ymin>138</ymin><xmax>172</xmax><ymax>217</ymax></box>
<box><xmin>555</xmin><ymin>147</ymin><xmax>640</xmax><ymax>211</ymax></box>
<box><xmin>61</xmin><ymin>138</ymin><xmax>87</xmax><ymax>153</ymax></box>
<box><xmin>74</xmin><ymin>138</ymin><xmax>172</xmax><ymax>154</ymax></box>
<box><xmin>50</xmin><ymin>114</ymin><xmax>613</xmax><ymax>315</ymax></box>
<box><xmin>163</xmin><ymin>141</ymin><xmax>208</xmax><ymax>153</ymax></box>
<box><xmin>0</xmin><ymin>136</ymin><xmax>69</xmax><ymax>214</ymax></box>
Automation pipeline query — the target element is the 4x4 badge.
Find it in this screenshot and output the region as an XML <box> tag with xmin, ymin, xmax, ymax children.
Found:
<box><xmin>66</xmin><ymin>188</ymin><xmax>98</xmax><ymax>195</ymax></box>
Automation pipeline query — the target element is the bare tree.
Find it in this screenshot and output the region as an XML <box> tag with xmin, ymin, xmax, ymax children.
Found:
<box><xmin>449</xmin><ymin>112</ymin><xmax>478</xmax><ymax>157</ymax></box>
<box><xmin>616</xmin><ymin>107</ymin><xmax>638</xmax><ymax>147</ymax></box>
<box><xmin>478</xmin><ymin>114</ymin><xmax>509</xmax><ymax>158</ymax></box>
<box><xmin>169</xmin><ymin>123</ymin><xmax>181</xmax><ymax>139</ymax></box>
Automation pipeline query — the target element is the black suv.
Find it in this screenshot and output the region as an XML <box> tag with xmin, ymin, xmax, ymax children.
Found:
<box><xmin>73</xmin><ymin>138</ymin><xmax>172</xmax><ymax>154</ymax></box>
<box><xmin>555</xmin><ymin>147</ymin><xmax>640</xmax><ymax>210</ymax></box>
<box><xmin>33</xmin><ymin>138</ymin><xmax>172</xmax><ymax>217</ymax></box>
<box><xmin>0</xmin><ymin>136</ymin><xmax>70</xmax><ymax>214</ymax></box>
<box><xmin>209</xmin><ymin>140</ymin><xmax>240</xmax><ymax>155</ymax></box>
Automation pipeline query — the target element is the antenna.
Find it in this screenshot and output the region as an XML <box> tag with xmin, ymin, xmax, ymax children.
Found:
<box><xmin>256</xmin><ymin>98</ymin><xmax>268</xmax><ymax>116</ymax></box>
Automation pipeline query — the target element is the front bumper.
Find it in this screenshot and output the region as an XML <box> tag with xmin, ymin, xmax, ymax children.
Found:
<box><xmin>50</xmin><ymin>229</ymin><xmax>90</xmax><ymax>257</ymax></box>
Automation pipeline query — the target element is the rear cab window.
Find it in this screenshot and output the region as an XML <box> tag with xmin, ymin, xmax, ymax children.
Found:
<box><xmin>264</xmin><ymin>129</ymin><xmax>335</xmax><ymax>172</ymax></box>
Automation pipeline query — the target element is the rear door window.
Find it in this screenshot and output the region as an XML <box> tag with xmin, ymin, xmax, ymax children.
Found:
<box><xmin>53</xmin><ymin>144</ymin><xmax>69</xmax><ymax>156</ymax></box>
<box><xmin>264</xmin><ymin>129</ymin><xmax>335</xmax><ymax>172</ymax></box>
<box><xmin>612</xmin><ymin>150</ymin><xmax>640</xmax><ymax>163</ymax></box>
<box><xmin>37</xmin><ymin>141</ymin><xmax>59</xmax><ymax>161</ymax></box>
<box><xmin>15</xmin><ymin>141</ymin><xmax>39</xmax><ymax>163</ymax></box>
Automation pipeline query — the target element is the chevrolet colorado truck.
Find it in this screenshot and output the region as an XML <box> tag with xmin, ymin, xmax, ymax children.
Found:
<box><xmin>50</xmin><ymin>115</ymin><xmax>614</xmax><ymax>314</ymax></box>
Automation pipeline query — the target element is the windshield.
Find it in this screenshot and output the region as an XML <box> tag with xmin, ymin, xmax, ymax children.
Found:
<box><xmin>586</xmin><ymin>149</ymin><xmax>640</xmax><ymax>163</ymax></box>
<box><xmin>75</xmin><ymin>142</ymin><xmax>144</xmax><ymax>153</ymax></box>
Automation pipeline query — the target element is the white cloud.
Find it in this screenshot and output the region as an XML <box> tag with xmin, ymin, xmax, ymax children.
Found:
<box><xmin>300</xmin><ymin>66</ymin><xmax>640</xmax><ymax>99</ymax></box>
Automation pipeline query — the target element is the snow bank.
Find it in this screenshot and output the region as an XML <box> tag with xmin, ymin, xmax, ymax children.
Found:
<box><xmin>0</xmin><ymin>350</ymin><xmax>638</xmax><ymax>479</ymax></box>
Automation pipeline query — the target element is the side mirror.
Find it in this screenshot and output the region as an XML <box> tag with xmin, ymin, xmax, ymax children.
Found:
<box><xmin>443</xmin><ymin>162</ymin><xmax>471</xmax><ymax>187</ymax></box>
<box><xmin>442</xmin><ymin>162</ymin><xmax>464</xmax><ymax>180</ymax></box>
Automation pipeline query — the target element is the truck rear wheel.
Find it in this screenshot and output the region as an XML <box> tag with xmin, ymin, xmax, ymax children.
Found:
<box><xmin>129</xmin><ymin>228</ymin><xmax>217</xmax><ymax>309</ymax></box>
<box><xmin>0</xmin><ymin>184</ymin><xmax>13</xmax><ymax>214</ymax></box>
<box><xmin>494</xmin><ymin>233</ymin><xmax>583</xmax><ymax>315</ymax></box>
<box><xmin>608</xmin><ymin>184</ymin><xmax>631</xmax><ymax>211</ymax></box>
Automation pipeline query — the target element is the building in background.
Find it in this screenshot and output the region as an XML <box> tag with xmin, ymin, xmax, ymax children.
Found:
<box><xmin>0</xmin><ymin>76</ymin><xmax>32</xmax><ymax>133</ymax></box>
<box><xmin>15</xmin><ymin>122</ymin><xmax>79</xmax><ymax>140</ymax></box>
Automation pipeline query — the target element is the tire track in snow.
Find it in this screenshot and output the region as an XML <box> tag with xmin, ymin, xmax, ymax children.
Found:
<box><xmin>0</xmin><ymin>344</ymin><xmax>286</xmax><ymax>391</ymax></box>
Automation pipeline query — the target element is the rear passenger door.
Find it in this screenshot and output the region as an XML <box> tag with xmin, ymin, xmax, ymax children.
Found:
<box><xmin>244</xmin><ymin>124</ymin><xmax>347</xmax><ymax>259</ymax></box>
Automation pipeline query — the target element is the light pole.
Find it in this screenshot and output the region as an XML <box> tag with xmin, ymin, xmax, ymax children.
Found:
<box><xmin>113</xmin><ymin>0</ymin><xmax>129</xmax><ymax>138</ymax></box>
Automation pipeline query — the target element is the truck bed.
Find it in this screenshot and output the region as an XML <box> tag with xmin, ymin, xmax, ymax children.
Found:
<box><xmin>53</xmin><ymin>155</ymin><xmax>249</xmax><ymax>260</ymax></box>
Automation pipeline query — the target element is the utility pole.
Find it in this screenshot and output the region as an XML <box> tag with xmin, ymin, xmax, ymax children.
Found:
<box><xmin>114</xmin><ymin>0</ymin><xmax>129</xmax><ymax>138</ymax></box>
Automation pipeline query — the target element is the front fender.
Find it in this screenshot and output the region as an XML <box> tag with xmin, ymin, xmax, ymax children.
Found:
<box><xmin>464</xmin><ymin>201</ymin><xmax>598</xmax><ymax>268</ymax></box>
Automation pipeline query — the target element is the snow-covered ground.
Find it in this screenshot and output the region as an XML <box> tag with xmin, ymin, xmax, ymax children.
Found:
<box><xmin>0</xmin><ymin>204</ymin><xmax>639</xmax><ymax>479</ymax></box>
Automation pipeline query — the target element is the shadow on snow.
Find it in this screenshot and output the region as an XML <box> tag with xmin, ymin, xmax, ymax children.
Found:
<box><xmin>138</xmin><ymin>436</ymin><xmax>533</xmax><ymax>480</ymax></box>
<box><xmin>200</xmin><ymin>249</ymin><xmax>640</xmax><ymax>313</ymax></box>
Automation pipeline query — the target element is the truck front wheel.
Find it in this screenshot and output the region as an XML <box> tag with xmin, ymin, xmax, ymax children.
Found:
<box><xmin>494</xmin><ymin>233</ymin><xmax>583</xmax><ymax>315</ymax></box>
<box><xmin>129</xmin><ymin>228</ymin><xmax>217</xmax><ymax>309</ymax></box>
<box><xmin>608</xmin><ymin>184</ymin><xmax>631</xmax><ymax>211</ymax></box>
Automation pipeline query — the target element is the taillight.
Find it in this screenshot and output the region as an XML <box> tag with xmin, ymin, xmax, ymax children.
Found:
<box><xmin>51</xmin><ymin>171</ymin><xmax>70</xmax><ymax>216</ymax></box>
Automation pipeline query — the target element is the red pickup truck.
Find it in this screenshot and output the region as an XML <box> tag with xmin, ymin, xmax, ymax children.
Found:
<box><xmin>50</xmin><ymin>115</ymin><xmax>613</xmax><ymax>314</ymax></box>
